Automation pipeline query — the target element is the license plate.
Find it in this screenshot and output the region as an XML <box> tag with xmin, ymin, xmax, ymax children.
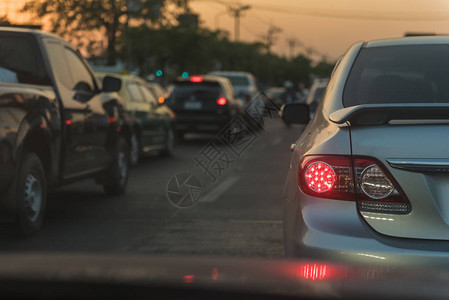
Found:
<box><xmin>184</xmin><ymin>101</ymin><xmax>202</xmax><ymax>110</ymax></box>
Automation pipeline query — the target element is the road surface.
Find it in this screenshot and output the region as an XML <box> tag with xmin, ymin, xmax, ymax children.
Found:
<box><xmin>0</xmin><ymin>118</ymin><xmax>305</xmax><ymax>258</ymax></box>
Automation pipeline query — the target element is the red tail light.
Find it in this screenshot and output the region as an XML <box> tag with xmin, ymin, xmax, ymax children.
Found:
<box><xmin>217</xmin><ymin>97</ymin><xmax>227</xmax><ymax>106</ymax></box>
<box><xmin>299</xmin><ymin>156</ymin><xmax>354</xmax><ymax>200</ymax></box>
<box><xmin>299</xmin><ymin>155</ymin><xmax>411</xmax><ymax>214</ymax></box>
<box><xmin>190</xmin><ymin>76</ymin><xmax>203</xmax><ymax>83</ymax></box>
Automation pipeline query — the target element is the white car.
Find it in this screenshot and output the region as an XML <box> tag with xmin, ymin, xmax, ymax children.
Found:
<box><xmin>208</xmin><ymin>71</ymin><xmax>265</xmax><ymax>129</ymax></box>
<box><xmin>282</xmin><ymin>36</ymin><xmax>449</xmax><ymax>266</ymax></box>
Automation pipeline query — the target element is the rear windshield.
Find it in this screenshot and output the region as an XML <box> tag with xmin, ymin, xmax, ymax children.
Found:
<box><xmin>0</xmin><ymin>34</ymin><xmax>50</xmax><ymax>86</ymax></box>
<box><xmin>343</xmin><ymin>44</ymin><xmax>449</xmax><ymax>107</ymax></box>
<box><xmin>217</xmin><ymin>75</ymin><xmax>249</xmax><ymax>86</ymax></box>
<box><xmin>172</xmin><ymin>81</ymin><xmax>221</xmax><ymax>100</ymax></box>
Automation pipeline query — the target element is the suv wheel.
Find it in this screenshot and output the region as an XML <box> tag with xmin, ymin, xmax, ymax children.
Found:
<box><xmin>103</xmin><ymin>136</ymin><xmax>129</xmax><ymax>195</ymax></box>
<box><xmin>15</xmin><ymin>153</ymin><xmax>46</xmax><ymax>235</ymax></box>
<box><xmin>129</xmin><ymin>133</ymin><xmax>140</xmax><ymax>166</ymax></box>
<box><xmin>161</xmin><ymin>128</ymin><xmax>175</xmax><ymax>156</ymax></box>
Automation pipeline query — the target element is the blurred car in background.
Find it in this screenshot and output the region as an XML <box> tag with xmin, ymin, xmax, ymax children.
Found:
<box><xmin>266</xmin><ymin>87</ymin><xmax>288</xmax><ymax>107</ymax></box>
<box><xmin>146</xmin><ymin>82</ymin><xmax>167</xmax><ymax>105</ymax></box>
<box><xmin>166</xmin><ymin>75</ymin><xmax>243</xmax><ymax>138</ymax></box>
<box><xmin>97</xmin><ymin>73</ymin><xmax>176</xmax><ymax>165</ymax></box>
<box><xmin>208</xmin><ymin>71</ymin><xmax>258</xmax><ymax>105</ymax></box>
<box><xmin>306</xmin><ymin>79</ymin><xmax>329</xmax><ymax>117</ymax></box>
<box><xmin>208</xmin><ymin>71</ymin><xmax>265</xmax><ymax>129</ymax></box>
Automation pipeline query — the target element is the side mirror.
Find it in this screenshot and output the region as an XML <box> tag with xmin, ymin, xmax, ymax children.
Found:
<box><xmin>280</xmin><ymin>103</ymin><xmax>310</xmax><ymax>124</ymax></box>
<box><xmin>103</xmin><ymin>76</ymin><xmax>122</xmax><ymax>92</ymax></box>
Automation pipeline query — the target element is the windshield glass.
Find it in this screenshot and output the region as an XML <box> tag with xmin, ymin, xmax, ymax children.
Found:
<box><xmin>3</xmin><ymin>0</ymin><xmax>449</xmax><ymax>297</ymax></box>
<box><xmin>217</xmin><ymin>75</ymin><xmax>250</xmax><ymax>86</ymax></box>
<box><xmin>171</xmin><ymin>82</ymin><xmax>221</xmax><ymax>100</ymax></box>
<box><xmin>343</xmin><ymin>45</ymin><xmax>449</xmax><ymax>107</ymax></box>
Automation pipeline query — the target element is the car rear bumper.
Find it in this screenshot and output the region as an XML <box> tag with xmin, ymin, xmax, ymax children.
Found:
<box><xmin>284</xmin><ymin>189</ymin><xmax>449</xmax><ymax>268</ymax></box>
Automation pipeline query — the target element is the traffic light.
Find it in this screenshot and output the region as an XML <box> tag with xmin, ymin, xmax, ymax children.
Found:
<box><xmin>182</xmin><ymin>72</ymin><xmax>189</xmax><ymax>79</ymax></box>
<box><xmin>156</xmin><ymin>70</ymin><xmax>163</xmax><ymax>77</ymax></box>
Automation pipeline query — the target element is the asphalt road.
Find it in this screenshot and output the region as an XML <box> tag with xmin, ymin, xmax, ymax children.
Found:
<box><xmin>0</xmin><ymin>118</ymin><xmax>304</xmax><ymax>258</ymax></box>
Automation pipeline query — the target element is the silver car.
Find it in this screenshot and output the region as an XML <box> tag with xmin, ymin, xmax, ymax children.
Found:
<box><xmin>282</xmin><ymin>36</ymin><xmax>449</xmax><ymax>265</ymax></box>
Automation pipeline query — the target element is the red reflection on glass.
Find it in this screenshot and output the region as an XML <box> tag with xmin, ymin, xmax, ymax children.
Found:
<box><xmin>301</xmin><ymin>264</ymin><xmax>327</xmax><ymax>280</ymax></box>
<box><xmin>108</xmin><ymin>117</ymin><xmax>116</xmax><ymax>123</ymax></box>
<box><xmin>184</xmin><ymin>275</ymin><xmax>195</xmax><ymax>283</ymax></box>
<box><xmin>212</xmin><ymin>267</ymin><xmax>218</xmax><ymax>280</ymax></box>
<box><xmin>39</xmin><ymin>124</ymin><xmax>44</xmax><ymax>129</ymax></box>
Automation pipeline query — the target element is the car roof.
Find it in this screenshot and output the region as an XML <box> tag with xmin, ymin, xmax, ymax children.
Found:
<box><xmin>365</xmin><ymin>35</ymin><xmax>449</xmax><ymax>48</ymax></box>
<box><xmin>208</xmin><ymin>71</ymin><xmax>253</xmax><ymax>77</ymax></box>
<box><xmin>0</xmin><ymin>26</ymin><xmax>63</xmax><ymax>40</ymax></box>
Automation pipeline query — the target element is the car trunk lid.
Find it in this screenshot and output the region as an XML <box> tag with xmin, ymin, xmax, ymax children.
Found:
<box><xmin>331</xmin><ymin>104</ymin><xmax>449</xmax><ymax>240</ymax></box>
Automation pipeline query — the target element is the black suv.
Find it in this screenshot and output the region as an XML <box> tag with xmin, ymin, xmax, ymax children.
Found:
<box><xmin>166</xmin><ymin>75</ymin><xmax>243</xmax><ymax>137</ymax></box>
<box><xmin>0</xmin><ymin>28</ymin><xmax>131</xmax><ymax>235</ymax></box>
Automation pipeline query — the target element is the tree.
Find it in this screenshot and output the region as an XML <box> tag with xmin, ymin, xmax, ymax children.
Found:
<box><xmin>22</xmin><ymin>0</ymin><xmax>186</xmax><ymax>65</ymax></box>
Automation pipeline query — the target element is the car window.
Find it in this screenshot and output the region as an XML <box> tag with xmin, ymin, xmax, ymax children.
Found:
<box><xmin>127</xmin><ymin>82</ymin><xmax>144</xmax><ymax>102</ymax></box>
<box><xmin>138</xmin><ymin>84</ymin><xmax>157</xmax><ymax>105</ymax></box>
<box><xmin>214</xmin><ymin>75</ymin><xmax>249</xmax><ymax>86</ymax></box>
<box><xmin>344</xmin><ymin>45</ymin><xmax>449</xmax><ymax>107</ymax></box>
<box><xmin>171</xmin><ymin>82</ymin><xmax>221</xmax><ymax>100</ymax></box>
<box><xmin>0</xmin><ymin>34</ymin><xmax>50</xmax><ymax>86</ymax></box>
<box><xmin>45</xmin><ymin>41</ymin><xmax>73</xmax><ymax>89</ymax></box>
<box><xmin>64</xmin><ymin>48</ymin><xmax>95</xmax><ymax>91</ymax></box>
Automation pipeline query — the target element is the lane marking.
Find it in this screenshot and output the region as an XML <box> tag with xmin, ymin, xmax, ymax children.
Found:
<box><xmin>229</xmin><ymin>220</ymin><xmax>283</xmax><ymax>224</ymax></box>
<box><xmin>201</xmin><ymin>176</ymin><xmax>240</xmax><ymax>203</ymax></box>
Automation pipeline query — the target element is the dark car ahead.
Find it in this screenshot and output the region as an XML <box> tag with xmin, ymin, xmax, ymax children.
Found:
<box><xmin>97</xmin><ymin>73</ymin><xmax>176</xmax><ymax>165</ymax></box>
<box><xmin>166</xmin><ymin>75</ymin><xmax>243</xmax><ymax>137</ymax></box>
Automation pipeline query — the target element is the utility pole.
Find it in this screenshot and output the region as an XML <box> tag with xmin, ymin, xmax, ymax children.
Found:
<box><xmin>228</xmin><ymin>4</ymin><xmax>251</xmax><ymax>42</ymax></box>
<box><xmin>262</xmin><ymin>25</ymin><xmax>282</xmax><ymax>53</ymax></box>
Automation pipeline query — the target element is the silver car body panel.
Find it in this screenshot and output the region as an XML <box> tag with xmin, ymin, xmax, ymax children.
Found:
<box><xmin>284</xmin><ymin>37</ymin><xmax>449</xmax><ymax>260</ymax></box>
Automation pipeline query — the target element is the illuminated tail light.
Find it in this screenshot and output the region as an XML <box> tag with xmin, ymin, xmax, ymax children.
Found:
<box><xmin>190</xmin><ymin>76</ymin><xmax>203</xmax><ymax>83</ymax></box>
<box><xmin>299</xmin><ymin>156</ymin><xmax>354</xmax><ymax>200</ymax></box>
<box><xmin>217</xmin><ymin>97</ymin><xmax>227</xmax><ymax>106</ymax></box>
<box><xmin>299</xmin><ymin>155</ymin><xmax>411</xmax><ymax>214</ymax></box>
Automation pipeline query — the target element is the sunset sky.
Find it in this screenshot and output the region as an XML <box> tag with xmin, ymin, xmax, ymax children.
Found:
<box><xmin>189</xmin><ymin>0</ymin><xmax>449</xmax><ymax>61</ymax></box>
<box><xmin>2</xmin><ymin>0</ymin><xmax>449</xmax><ymax>62</ymax></box>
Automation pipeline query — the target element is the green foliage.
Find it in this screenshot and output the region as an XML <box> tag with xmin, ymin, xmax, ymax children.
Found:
<box><xmin>125</xmin><ymin>25</ymin><xmax>325</xmax><ymax>87</ymax></box>
<box><xmin>22</xmin><ymin>0</ymin><xmax>182</xmax><ymax>65</ymax></box>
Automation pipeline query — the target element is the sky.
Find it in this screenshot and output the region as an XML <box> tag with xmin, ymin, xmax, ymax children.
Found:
<box><xmin>2</xmin><ymin>0</ymin><xmax>449</xmax><ymax>62</ymax></box>
<box><xmin>189</xmin><ymin>0</ymin><xmax>449</xmax><ymax>61</ymax></box>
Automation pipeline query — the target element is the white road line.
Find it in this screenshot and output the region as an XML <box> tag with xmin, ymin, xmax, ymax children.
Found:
<box><xmin>271</xmin><ymin>137</ymin><xmax>282</xmax><ymax>146</ymax></box>
<box><xmin>201</xmin><ymin>176</ymin><xmax>240</xmax><ymax>203</ymax></box>
<box><xmin>229</xmin><ymin>220</ymin><xmax>283</xmax><ymax>224</ymax></box>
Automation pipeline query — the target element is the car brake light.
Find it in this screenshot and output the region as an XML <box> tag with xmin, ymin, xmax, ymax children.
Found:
<box><xmin>190</xmin><ymin>76</ymin><xmax>203</xmax><ymax>83</ymax></box>
<box><xmin>217</xmin><ymin>97</ymin><xmax>227</xmax><ymax>106</ymax></box>
<box><xmin>304</xmin><ymin>162</ymin><xmax>336</xmax><ymax>193</ymax></box>
<box><xmin>299</xmin><ymin>155</ymin><xmax>411</xmax><ymax>214</ymax></box>
<box><xmin>299</xmin><ymin>156</ymin><xmax>354</xmax><ymax>200</ymax></box>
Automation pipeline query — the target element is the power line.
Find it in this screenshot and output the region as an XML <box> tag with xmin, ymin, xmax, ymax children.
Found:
<box><xmin>193</xmin><ymin>0</ymin><xmax>449</xmax><ymax>21</ymax></box>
